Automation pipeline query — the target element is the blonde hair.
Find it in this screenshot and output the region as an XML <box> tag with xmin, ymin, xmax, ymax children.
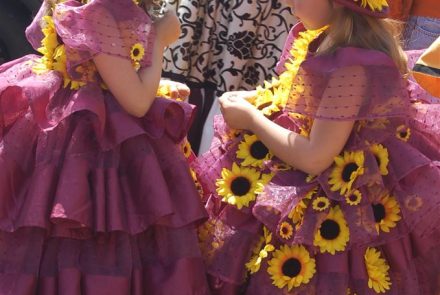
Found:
<box><xmin>319</xmin><ymin>7</ymin><xmax>408</xmax><ymax>75</ymax></box>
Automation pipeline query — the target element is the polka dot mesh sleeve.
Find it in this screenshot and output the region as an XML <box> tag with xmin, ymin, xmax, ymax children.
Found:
<box><xmin>286</xmin><ymin>47</ymin><xmax>412</xmax><ymax>121</ymax></box>
<box><xmin>52</xmin><ymin>0</ymin><xmax>155</xmax><ymax>74</ymax></box>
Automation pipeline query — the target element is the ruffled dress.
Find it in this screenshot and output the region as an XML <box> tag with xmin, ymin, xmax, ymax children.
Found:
<box><xmin>0</xmin><ymin>0</ymin><xmax>210</xmax><ymax>294</ymax></box>
<box><xmin>193</xmin><ymin>23</ymin><xmax>440</xmax><ymax>295</ymax></box>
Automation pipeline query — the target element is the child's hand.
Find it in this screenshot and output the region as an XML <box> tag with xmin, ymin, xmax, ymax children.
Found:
<box><xmin>219</xmin><ymin>93</ymin><xmax>259</xmax><ymax>131</ymax></box>
<box><xmin>159</xmin><ymin>79</ymin><xmax>190</xmax><ymax>100</ymax></box>
<box><xmin>222</xmin><ymin>90</ymin><xmax>257</xmax><ymax>103</ymax></box>
<box><xmin>154</xmin><ymin>9</ymin><xmax>181</xmax><ymax>47</ymax></box>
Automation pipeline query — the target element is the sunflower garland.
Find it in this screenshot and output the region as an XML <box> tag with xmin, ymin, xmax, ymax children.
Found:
<box><xmin>250</xmin><ymin>26</ymin><xmax>328</xmax><ymax>116</ymax></box>
<box><xmin>236</xmin><ymin>134</ymin><xmax>273</xmax><ymax>168</ymax></box>
<box><xmin>329</xmin><ymin>150</ymin><xmax>365</xmax><ymax>196</ymax></box>
<box><xmin>267</xmin><ymin>245</ymin><xmax>316</xmax><ymax>291</ymax></box>
<box><xmin>314</xmin><ymin>206</ymin><xmax>350</xmax><ymax>254</ymax></box>
<box><xmin>216</xmin><ymin>163</ymin><xmax>272</xmax><ymax>209</ymax></box>
<box><xmin>364</xmin><ymin>247</ymin><xmax>392</xmax><ymax>293</ymax></box>
<box><xmin>369</xmin><ymin>143</ymin><xmax>389</xmax><ymax>176</ymax></box>
<box><xmin>372</xmin><ymin>193</ymin><xmax>401</xmax><ymax>233</ymax></box>
<box><xmin>33</xmin><ymin>16</ymin><xmax>98</xmax><ymax>90</ymax></box>
<box><xmin>245</xmin><ymin>227</ymin><xmax>275</xmax><ymax>274</ymax></box>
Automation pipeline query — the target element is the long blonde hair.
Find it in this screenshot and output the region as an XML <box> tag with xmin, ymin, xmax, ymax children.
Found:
<box><xmin>319</xmin><ymin>7</ymin><xmax>408</xmax><ymax>75</ymax></box>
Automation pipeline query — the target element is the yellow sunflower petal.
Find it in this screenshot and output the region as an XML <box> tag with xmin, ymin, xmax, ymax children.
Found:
<box><xmin>130</xmin><ymin>43</ymin><xmax>145</xmax><ymax>62</ymax></box>
<box><xmin>312</xmin><ymin>196</ymin><xmax>331</xmax><ymax>212</ymax></box>
<box><xmin>372</xmin><ymin>192</ymin><xmax>401</xmax><ymax>234</ymax></box>
<box><xmin>267</xmin><ymin>245</ymin><xmax>316</xmax><ymax>291</ymax></box>
<box><xmin>365</xmin><ymin>247</ymin><xmax>392</xmax><ymax>293</ymax></box>
<box><xmin>329</xmin><ymin>150</ymin><xmax>365</xmax><ymax>196</ymax></box>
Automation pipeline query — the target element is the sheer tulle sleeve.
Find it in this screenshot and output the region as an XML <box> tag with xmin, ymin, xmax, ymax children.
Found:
<box><xmin>286</xmin><ymin>47</ymin><xmax>412</xmax><ymax>121</ymax></box>
<box><xmin>52</xmin><ymin>0</ymin><xmax>155</xmax><ymax>72</ymax></box>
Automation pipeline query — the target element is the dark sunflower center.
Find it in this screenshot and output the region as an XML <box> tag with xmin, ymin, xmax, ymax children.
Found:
<box><xmin>133</xmin><ymin>48</ymin><xmax>140</xmax><ymax>56</ymax></box>
<box><xmin>250</xmin><ymin>141</ymin><xmax>269</xmax><ymax>160</ymax></box>
<box><xmin>318</xmin><ymin>201</ymin><xmax>326</xmax><ymax>208</ymax></box>
<box><xmin>231</xmin><ymin>177</ymin><xmax>251</xmax><ymax>196</ymax></box>
<box><xmin>320</xmin><ymin>219</ymin><xmax>340</xmax><ymax>240</ymax></box>
<box><xmin>281</xmin><ymin>258</ymin><xmax>302</xmax><ymax>278</ymax></box>
<box><xmin>342</xmin><ymin>163</ymin><xmax>359</xmax><ymax>182</ymax></box>
<box><xmin>281</xmin><ymin>227</ymin><xmax>289</xmax><ymax>234</ymax></box>
<box><xmin>372</xmin><ymin>203</ymin><xmax>386</xmax><ymax>222</ymax></box>
<box><xmin>400</xmin><ymin>131</ymin><xmax>407</xmax><ymax>138</ymax></box>
<box><xmin>184</xmin><ymin>146</ymin><xmax>189</xmax><ymax>153</ymax></box>
<box><xmin>349</xmin><ymin>194</ymin><xmax>358</xmax><ymax>202</ymax></box>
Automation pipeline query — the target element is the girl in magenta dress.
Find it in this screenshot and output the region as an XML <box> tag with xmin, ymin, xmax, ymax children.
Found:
<box><xmin>193</xmin><ymin>0</ymin><xmax>440</xmax><ymax>294</ymax></box>
<box><xmin>0</xmin><ymin>0</ymin><xmax>210</xmax><ymax>294</ymax></box>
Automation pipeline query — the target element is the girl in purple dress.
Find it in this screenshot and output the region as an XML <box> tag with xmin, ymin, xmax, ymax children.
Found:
<box><xmin>193</xmin><ymin>0</ymin><xmax>440</xmax><ymax>293</ymax></box>
<box><xmin>0</xmin><ymin>0</ymin><xmax>210</xmax><ymax>294</ymax></box>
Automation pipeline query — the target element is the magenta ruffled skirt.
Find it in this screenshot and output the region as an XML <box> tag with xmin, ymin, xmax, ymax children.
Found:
<box><xmin>0</xmin><ymin>55</ymin><xmax>210</xmax><ymax>294</ymax></box>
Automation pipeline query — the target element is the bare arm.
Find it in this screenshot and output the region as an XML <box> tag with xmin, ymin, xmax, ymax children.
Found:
<box><xmin>92</xmin><ymin>10</ymin><xmax>180</xmax><ymax>117</ymax></box>
<box><xmin>248</xmin><ymin>114</ymin><xmax>355</xmax><ymax>175</ymax></box>
<box><xmin>220</xmin><ymin>66</ymin><xmax>365</xmax><ymax>175</ymax></box>
<box><xmin>93</xmin><ymin>40</ymin><xmax>165</xmax><ymax>117</ymax></box>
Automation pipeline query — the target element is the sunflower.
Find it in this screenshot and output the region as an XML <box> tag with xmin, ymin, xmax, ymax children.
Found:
<box><xmin>181</xmin><ymin>139</ymin><xmax>192</xmax><ymax>158</ymax></box>
<box><xmin>216</xmin><ymin>163</ymin><xmax>267</xmax><ymax>209</ymax></box>
<box><xmin>329</xmin><ymin>150</ymin><xmax>365</xmax><ymax>196</ymax></box>
<box><xmin>267</xmin><ymin>245</ymin><xmax>316</xmax><ymax>291</ymax></box>
<box><xmin>236</xmin><ymin>134</ymin><xmax>272</xmax><ymax>168</ymax></box>
<box><xmin>53</xmin><ymin>45</ymin><xmax>87</xmax><ymax>90</ymax></box>
<box><xmin>314</xmin><ymin>206</ymin><xmax>350</xmax><ymax>254</ymax></box>
<box><xmin>130</xmin><ymin>43</ymin><xmax>145</xmax><ymax>62</ymax></box>
<box><xmin>279</xmin><ymin>221</ymin><xmax>294</xmax><ymax>240</ymax></box>
<box><xmin>38</xmin><ymin>16</ymin><xmax>58</xmax><ymax>58</ymax></box>
<box><xmin>251</xmin><ymin>26</ymin><xmax>328</xmax><ymax>116</ymax></box>
<box><xmin>395</xmin><ymin>125</ymin><xmax>411</xmax><ymax>142</ymax></box>
<box><xmin>312</xmin><ymin>196</ymin><xmax>331</xmax><ymax>212</ymax></box>
<box><xmin>372</xmin><ymin>193</ymin><xmax>401</xmax><ymax>233</ymax></box>
<box><xmin>359</xmin><ymin>0</ymin><xmax>389</xmax><ymax>12</ymax></box>
<box><xmin>364</xmin><ymin>247</ymin><xmax>392</xmax><ymax>293</ymax></box>
<box><xmin>346</xmin><ymin>190</ymin><xmax>362</xmax><ymax>206</ymax></box>
<box><xmin>288</xmin><ymin>187</ymin><xmax>316</xmax><ymax>225</ymax></box>
<box><xmin>33</xmin><ymin>16</ymin><xmax>58</xmax><ymax>74</ymax></box>
<box><xmin>369</xmin><ymin>144</ymin><xmax>389</xmax><ymax>176</ymax></box>
<box><xmin>246</xmin><ymin>227</ymin><xmax>275</xmax><ymax>274</ymax></box>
